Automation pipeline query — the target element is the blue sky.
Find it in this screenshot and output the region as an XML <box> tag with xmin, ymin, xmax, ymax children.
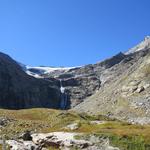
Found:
<box><xmin>0</xmin><ymin>0</ymin><xmax>150</xmax><ymax>67</ymax></box>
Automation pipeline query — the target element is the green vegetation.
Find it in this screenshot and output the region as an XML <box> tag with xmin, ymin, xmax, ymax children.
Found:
<box><xmin>109</xmin><ymin>135</ymin><xmax>150</xmax><ymax>150</ymax></box>
<box><xmin>0</xmin><ymin>108</ymin><xmax>150</xmax><ymax>150</ymax></box>
<box><xmin>75</xmin><ymin>133</ymin><xmax>150</xmax><ymax>150</ymax></box>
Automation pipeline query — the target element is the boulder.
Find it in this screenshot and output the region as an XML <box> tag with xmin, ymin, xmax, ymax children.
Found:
<box><xmin>136</xmin><ymin>86</ymin><xmax>145</xmax><ymax>93</ymax></box>
<box><xmin>0</xmin><ymin>117</ymin><xmax>11</xmax><ymax>127</ymax></box>
<box><xmin>90</xmin><ymin>121</ymin><xmax>106</xmax><ymax>125</ymax></box>
<box><xmin>32</xmin><ymin>132</ymin><xmax>92</xmax><ymax>149</ymax></box>
<box><xmin>20</xmin><ymin>131</ymin><xmax>32</xmax><ymax>141</ymax></box>
<box><xmin>6</xmin><ymin>140</ymin><xmax>38</xmax><ymax>150</ymax></box>
<box><xmin>65</xmin><ymin>123</ymin><xmax>79</xmax><ymax>130</ymax></box>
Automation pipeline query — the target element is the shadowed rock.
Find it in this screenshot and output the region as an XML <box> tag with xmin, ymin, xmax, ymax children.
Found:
<box><xmin>0</xmin><ymin>52</ymin><xmax>61</xmax><ymax>109</ymax></box>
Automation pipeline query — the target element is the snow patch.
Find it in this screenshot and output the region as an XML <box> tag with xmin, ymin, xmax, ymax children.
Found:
<box><xmin>24</xmin><ymin>66</ymin><xmax>81</xmax><ymax>78</ymax></box>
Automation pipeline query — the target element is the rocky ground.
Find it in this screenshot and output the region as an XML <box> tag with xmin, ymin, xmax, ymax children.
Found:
<box><xmin>74</xmin><ymin>48</ymin><xmax>150</xmax><ymax>125</ymax></box>
<box><xmin>5</xmin><ymin>132</ymin><xmax>119</xmax><ymax>150</ymax></box>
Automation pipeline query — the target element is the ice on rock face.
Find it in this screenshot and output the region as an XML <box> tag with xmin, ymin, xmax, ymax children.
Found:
<box><xmin>22</xmin><ymin>66</ymin><xmax>81</xmax><ymax>78</ymax></box>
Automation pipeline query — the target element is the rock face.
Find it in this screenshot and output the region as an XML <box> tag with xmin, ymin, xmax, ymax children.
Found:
<box><xmin>60</xmin><ymin>75</ymin><xmax>101</xmax><ymax>108</ymax></box>
<box><xmin>39</xmin><ymin>52</ymin><xmax>125</xmax><ymax>108</ymax></box>
<box><xmin>0</xmin><ymin>52</ymin><xmax>61</xmax><ymax>109</ymax></box>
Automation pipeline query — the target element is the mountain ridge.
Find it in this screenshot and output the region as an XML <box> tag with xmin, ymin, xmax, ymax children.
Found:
<box><xmin>21</xmin><ymin>36</ymin><xmax>150</xmax><ymax>79</ymax></box>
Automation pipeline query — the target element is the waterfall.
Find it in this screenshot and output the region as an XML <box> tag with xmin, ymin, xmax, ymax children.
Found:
<box><xmin>59</xmin><ymin>79</ymin><xmax>68</xmax><ymax>109</ymax></box>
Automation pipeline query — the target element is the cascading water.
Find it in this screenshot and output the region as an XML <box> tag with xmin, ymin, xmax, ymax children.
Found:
<box><xmin>59</xmin><ymin>79</ymin><xmax>68</xmax><ymax>109</ymax></box>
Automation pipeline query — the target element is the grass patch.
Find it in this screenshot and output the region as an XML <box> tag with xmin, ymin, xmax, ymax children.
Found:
<box><xmin>0</xmin><ymin>108</ymin><xmax>102</xmax><ymax>138</ymax></box>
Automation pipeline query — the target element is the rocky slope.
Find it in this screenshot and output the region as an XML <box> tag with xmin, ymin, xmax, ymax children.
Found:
<box><xmin>74</xmin><ymin>37</ymin><xmax>150</xmax><ymax>124</ymax></box>
<box><xmin>0</xmin><ymin>52</ymin><xmax>60</xmax><ymax>109</ymax></box>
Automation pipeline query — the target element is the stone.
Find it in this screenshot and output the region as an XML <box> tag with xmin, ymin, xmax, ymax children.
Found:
<box><xmin>31</xmin><ymin>132</ymin><xmax>120</xmax><ymax>150</ymax></box>
<box><xmin>0</xmin><ymin>117</ymin><xmax>11</xmax><ymax>127</ymax></box>
<box><xmin>21</xmin><ymin>131</ymin><xmax>32</xmax><ymax>141</ymax></box>
<box><xmin>6</xmin><ymin>140</ymin><xmax>38</xmax><ymax>150</ymax></box>
<box><xmin>90</xmin><ymin>121</ymin><xmax>106</xmax><ymax>125</ymax></box>
<box><xmin>65</xmin><ymin>123</ymin><xmax>79</xmax><ymax>130</ymax></box>
<box><xmin>136</xmin><ymin>86</ymin><xmax>144</xmax><ymax>93</ymax></box>
<box><xmin>5</xmin><ymin>132</ymin><xmax>120</xmax><ymax>150</ymax></box>
<box><xmin>32</xmin><ymin>132</ymin><xmax>92</xmax><ymax>149</ymax></box>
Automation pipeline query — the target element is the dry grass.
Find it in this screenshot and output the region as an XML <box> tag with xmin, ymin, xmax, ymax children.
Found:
<box><xmin>0</xmin><ymin>108</ymin><xmax>150</xmax><ymax>149</ymax></box>
<box><xmin>0</xmin><ymin>108</ymin><xmax>97</xmax><ymax>138</ymax></box>
<box><xmin>141</xmin><ymin>64</ymin><xmax>150</xmax><ymax>77</ymax></box>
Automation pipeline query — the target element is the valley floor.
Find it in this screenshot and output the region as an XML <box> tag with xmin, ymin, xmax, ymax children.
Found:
<box><xmin>0</xmin><ymin>108</ymin><xmax>150</xmax><ymax>150</ymax></box>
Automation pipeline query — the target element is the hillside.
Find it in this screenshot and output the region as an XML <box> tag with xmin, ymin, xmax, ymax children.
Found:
<box><xmin>74</xmin><ymin>39</ymin><xmax>150</xmax><ymax>124</ymax></box>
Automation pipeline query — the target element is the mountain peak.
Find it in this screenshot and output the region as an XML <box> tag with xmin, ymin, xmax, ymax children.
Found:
<box><xmin>125</xmin><ymin>36</ymin><xmax>150</xmax><ymax>55</ymax></box>
<box><xmin>144</xmin><ymin>35</ymin><xmax>150</xmax><ymax>40</ymax></box>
